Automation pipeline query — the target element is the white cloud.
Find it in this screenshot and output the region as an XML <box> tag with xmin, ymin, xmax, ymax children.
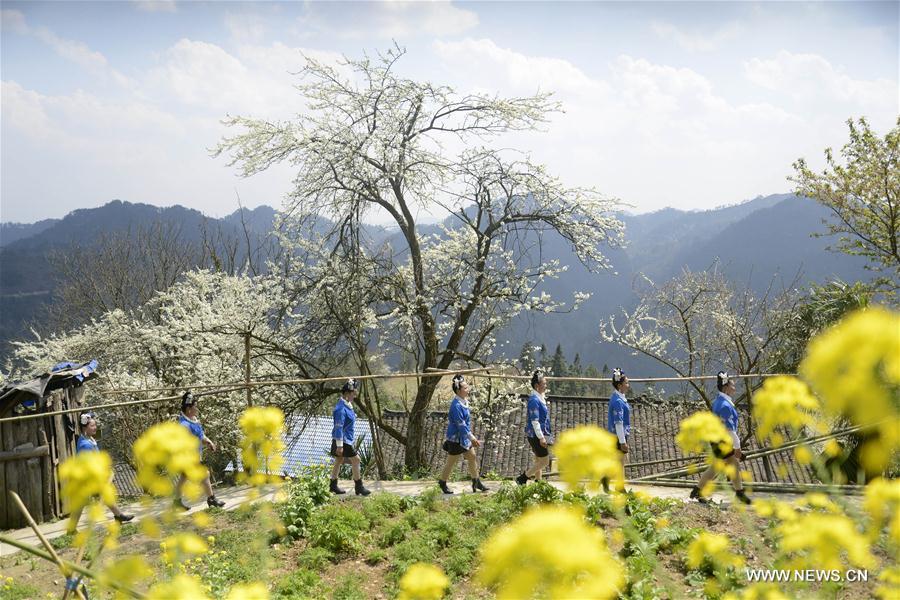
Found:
<box><xmin>134</xmin><ymin>1</ymin><xmax>177</xmax><ymax>13</ymax></box>
<box><xmin>2</xmin><ymin>10</ymin><xmax>134</xmax><ymax>87</ymax></box>
<box><xmin>33</xmin><ymin>27</ymin><xmax>109</xmax><ymax>72</ymax></box>
<box><xmin>1</xmin><ymin>9</ymin><xmax>27</xmax><ymax>33</ymax></box>
<box><xmin>296</xmin><ymin>0</ymin><xmax>478</xmax><ymax>40</ymax></box>
<box><xmin>143</xmin><ymin>39</ymin><xmax>344</xmax><ymax>120</ymax></box>
<box><xmin>376</xmin><ymin>0</ymin><xmax>478</xmax><ymax>37</ymax></box>
<box><xmin>434</xmin><ymin>38</ymin><xmax>604</xmax><ymax>96</ymax></box>
<box><xmin>224</xmin><ymin>11</ymin><xmax>267</xmax><ymax>44</ymax></box>
<box><xmin>426</xmin><ymin>39</ymin><xmax>820</xmax><ymax>209</ymax></box>
<box><xmin>650</xmin><ymin>21</ymin><xmax>742</xmax><ymax>52</ymax></box>
<box><xmin>745</xmin><ymin>50</ymin><xmax>898</xmax><ymax>112</ymax></box>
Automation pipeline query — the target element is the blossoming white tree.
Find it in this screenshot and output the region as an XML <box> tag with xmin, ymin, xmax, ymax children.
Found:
<box><xmin>10</xmin><ymin>269</ymin><xmax>352</xmax><ymax>470</ymax></box>
<box><xmin>214</xmin><ymin>47</ymin><xmax>625</xmax><ymax>469</ymax></box>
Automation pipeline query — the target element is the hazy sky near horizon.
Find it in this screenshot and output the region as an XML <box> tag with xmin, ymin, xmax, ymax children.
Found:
<box><xmin>1</xmin><ymin>1</ymin><xmax>897</xmax><ymax>224</ymax></box>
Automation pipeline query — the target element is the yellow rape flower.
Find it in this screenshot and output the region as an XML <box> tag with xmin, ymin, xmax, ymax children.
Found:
<box><xmin>676</xmin><ymin>412</ymin><xmax>732</xmax><ymax>456</ymax></box>
<box><xmin>799</xmin><ymin>307</ymin><xmax>900</xmax><ymax>473</ymax></box>
<box><xmin>161</xmin><ymin>533</ymin><xmax>209</xmax><ymax>566</ymax></box>
<box><xmin>554</xmin><ymin>426</ymin><xmax>624</xmax><ymax>491</ymax></box>
<box><xmin>751</xmin><ymin>376</ymin><xmax>820</xmax><ymax>444</ymax></box>
<box><xmin>477</xmin><ymin>505</ymin><xmax>624</xmax><ymax>600</ymax></box>
<box><xmin>147</xmin><ymin>574</ymin><xmax>210</xmax><ymax>600</ymax></box>
<box><xmin>238</xmin><ymin>406</ymin><xmax>285</xmax><ymax>487</ymax></box>
<box><xmin>864</xmin><ymin>477</ymin><xmax>900</xmax><ymax>546</ymax></box>
<box><xmin>724</xmin><ymin>583</ymin><xmax>790</xmax><ymax>600</ymax></box>
<box><xmin>686</xmin><ymin>532</ymin><xmax>745</xmax><ymax>572</ymax></box>
<box><xmin>58</xmin><ymin>451</ymin><xmax>117</xmax><ymax>529</ymax></box>
<box><xmin>398</xmin><ymin>563</ymin><xmax>450</xmax><ymax>600</ymax></box>
<box><xmin>133</xmin><ymin>422</ymin><xmax>208</xmax><ymax>498</ymax></box>
<box><xmin>875</xmin><ymin>566</ymin><xmax>900</xmax><ymax>599</ymax></box>
<box><xmin>777</xmin><ymin>513</ymin><xmax>876</xmax><ymax>572</ymax></box>
<box><xmin>192</xmin><ymin>511</ymin><xmax>210</xmax><ymax>528</ymax></box>
<box><xmin>225</xmin><ymin>582</ymin><xmax>269</xmax><ymax>600</ymax></box>
<box><xmin>97</xmin><ymin>556</ymin><xmax>153</xmax><ymax>595</ymax></box>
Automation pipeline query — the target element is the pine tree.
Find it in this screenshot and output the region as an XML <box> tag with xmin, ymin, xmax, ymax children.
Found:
<box><xmin>585</xmin><ymin>364</ymin><xmax>602</xmax><ymax>397</ymax></box>
<box><xmin>570</xmin><ymin>353</ymin><xmax>583</xmax><ymax>395</ymax></box>
<box><xmin>551</xmin><ymin>344</ymin><xmax>567</xmax><ymax>395</ymax></box>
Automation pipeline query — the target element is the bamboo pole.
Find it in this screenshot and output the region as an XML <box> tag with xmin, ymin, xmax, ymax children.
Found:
<box><xmin>0</xmin><ymin>385</ymin><xmax>247</xmax><ymax>424</ymax></box>
<box><xmin>93</xmin><ymin>366</ymin><xmax>496</xmax><ymax>396</ymax></box>
<box><xmin>10</xmin><ymin>491</ymin><xmax>86</xmax><ymax>600</ymax></box>
<box><xmin>633</xmin><ymin>423</ymin><xmax>871</xmax><ymax>482</ymax></box>
<box><xmin>61</xmin><ymin>544</ymin><xmax>88</xmax><ymax>600</ymax></box>
<box><xmin>87</xmin><ymin>368</ymin><xmax>787</xmax><ymax>398</ymax></box>
<box><xmin>640</xmin><ymin>478</ymin><xmax>865</xmax><ymax>495</ymax></box>
<box><xmin>624</xmin><ymin>454</ymin><xmax>704</xmax><ymax>469</ymax></box>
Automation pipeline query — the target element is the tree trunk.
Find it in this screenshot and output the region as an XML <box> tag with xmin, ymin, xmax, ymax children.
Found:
<box><xmin>404</xmin><ymin>375</ymin><xmax>440</xmax><ymax>472</ymax></box>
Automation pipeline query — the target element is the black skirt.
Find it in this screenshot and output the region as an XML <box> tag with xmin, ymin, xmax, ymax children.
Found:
<box><xmin>330</xmin><ymin>440</ymin><xmax>358</xmax><ymax>458</ymax></box>
<box><xmin>527</xmin><ymin>435</ymin><xmax>550</xmax><ymax>458</ymax></box>
<box><xmin>442</xmin><ymin>440</ymin><xmax>468</xmax><ymax>456</ymax></box>
<box><xmin>710</xmin><ymin>442</ymin><xmax>735</xmax><ymax>460</ymax></box>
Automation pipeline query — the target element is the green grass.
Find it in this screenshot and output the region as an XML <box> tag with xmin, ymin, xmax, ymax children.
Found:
<box><xmin>0</xmin><ymin>579</ymin><xmax>41</xmax><ymax>600</ymax></box>
<box><xmin>272</xmin><ymin>568</ymin><xmax>322</xmax><ymax>599</ymax></box>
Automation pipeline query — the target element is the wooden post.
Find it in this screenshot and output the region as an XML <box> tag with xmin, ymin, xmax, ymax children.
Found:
<box><xmin>244</xmin><ymin>330</ymin><xmax>253</xmax><ymax>407</ymax></box>
<box><xmin>38</xmin><ymin>429</ymin><xmax>54</xmax><ymax>519</ymax></box>
<box><xmin>0</xmin><ymin>423</ymin><xmax>6</xmax><ymax>528</ymax></box>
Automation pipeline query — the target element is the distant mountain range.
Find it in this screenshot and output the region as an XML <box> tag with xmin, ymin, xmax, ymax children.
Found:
<box><xmin>0</xmin><ymin>194</ymin><xmax>870</xmax><ymax>374</ymax></box>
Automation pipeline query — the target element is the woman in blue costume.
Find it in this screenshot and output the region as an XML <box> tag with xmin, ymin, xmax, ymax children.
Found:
<box><xmin>437</xmin><ymin>374</ymin><xmax>488</xmax><ymax>494</ymax></box>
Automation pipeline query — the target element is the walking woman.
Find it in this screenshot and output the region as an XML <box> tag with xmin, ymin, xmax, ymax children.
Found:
<box><xmin>71</xmin><ymin>413</ymin><xmax>134</xmax><ymax>526</ymax></box>
<box><xmin>175</xmin><ymin>392</ymin><xmax>226</xmax><ymax>509</ymax></box>
<box><xmin>438</xmin><ymin>374</ymin><xmax>489</xmax><ymax>494</ymax></box>
<box><xmin>330</xmin><ymin>379</ymin><xmax>371</xmax><ymax>496</ymax></box>
<box><xmin>516</xmin><ymin>370</ymin><xmax>552</xmax><ymax>485</ymax></box>
<box><xmin>603</xmin><ymin>368</ymin><xmax>631</xmax><ymax>493</ymax></box>
<box><xmin>691</xmin><ymin>372</ymin><xmax>751</xmax><ymax>505</ymax></box>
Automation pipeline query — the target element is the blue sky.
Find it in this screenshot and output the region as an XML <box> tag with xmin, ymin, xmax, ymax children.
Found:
<box><xmin>1</xmin><ymin>1</ymin><xmax>897</xmax><ymax>223</ymax></box>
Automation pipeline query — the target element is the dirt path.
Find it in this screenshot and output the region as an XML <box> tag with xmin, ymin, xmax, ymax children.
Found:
<box><xmin>0</xmin><ymin>479</ymin><xmax>825</xmax><ymax>558</ymax></box>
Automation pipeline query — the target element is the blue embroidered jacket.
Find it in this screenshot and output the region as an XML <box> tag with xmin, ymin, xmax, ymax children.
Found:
<box><xmin>524</xmin><ymin>391</ymin><xmax>551</xmax><ymax>439</ymax></box>
<box><xmin>445</xmin><ymin>396</ymin><xmax>474</xmax><ymax>448</ymax></box>
<box><xmin>332</xmin><ymin>397</ymin><xmax>356</xmax><ymax>446</ymax></box>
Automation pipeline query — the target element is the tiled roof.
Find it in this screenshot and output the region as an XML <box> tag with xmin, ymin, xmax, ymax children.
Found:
<box><xmin>378</xmin><ymin>396</ymin><xmax>818</xmax><ymax>484</ymax></box>
<box><xmin>226</xmin><ymin>415</ymin><xmax>372</xmax><ymax>477</ymax></box>
<box><xmin>111</xmin><ymin>397</ymin><xmax>817</xmax><ymax>497</ymax></box>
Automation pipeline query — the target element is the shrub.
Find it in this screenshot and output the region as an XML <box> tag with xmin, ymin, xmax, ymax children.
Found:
<box><xmin>361</xmin><ymin>492</ymin><xmax>405</xmax><ymax>522</ymax></box>
<box><xmin>494</xmin><ymin>479</ymin><xmax>562</xmax><ymax>514</ymax></box>
<box><xmin>308</xmin><ymin>504</ymin><xmax>369</xmax><ymax>557</ymax></box>
<box><xmin>273</xmin><ymin>568</ymin><xmax>321</xmax><ymax>599</ymax></box>
<box><xmin>419</xmin><ymin>487</ymin><xmax>443</xmax><ymax>512</ymax></box>
<box><xmin>420</xmin><ymin>512</ymin><xmax>460</xmax><ymax>549</ymax></box>
<box><xmin>278</xmin><ymin>466</ymin><xmax>333</xmax><ymax>541</ymax></box>
<box><xmin>403</xmin><ymin>506</ymin><xmax>428</xmax><ymax>529</ymax></box>
<box><xmin>296</xmin><ymin>546</ymin><xmax>334</xmax><ymax>569</ymax></box>
<box><xmin>391</xmin><ymin>538</ymin><xmax>437</xmax><ymax>581</ymax></box>
<box><xmin>378</xmin><ymin>520</ymin><xmax>412</xmax><ymax>548</ymax></box>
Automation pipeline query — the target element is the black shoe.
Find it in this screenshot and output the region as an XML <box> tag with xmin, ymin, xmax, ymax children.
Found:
<box><xmin>330</xmin><ymin>479</ymin><xmax>346</xmax><ymax>495</ymax></box>
<box><xmin>735</xmin><ymin>490</ymin><xmax>752</xmax><ymax>505</ymax></box>
<box><xmin>354</xmin><ymin>479</ymin><xmax>371</xmax><ymax>496</ymax></box>
<box><xmin>472</xmin><ymin>478</ymin><xmax>488</xmax><ymax>493</ymax></box>
<box><xmin>207</xmin><ymin>495</ymin><xmax>225</xmax><ymax>508</ymax></box>
<box><xmin>515</xmin><ymin>472</ymin><xmax>529</xmax><ymax>486</ymax></box>
<box><xmin>174</xmin><ymin>498</ymin><xmax>190</xmax><ymax>511</ymax></box>
<box><xmin>114</xmin><ymin>513</ymin><xmax>134</xmax><ymax>523</ymax></box>
<box><xmin>601</xmin><ymin>477</ymin><xmax>610</xmax><ymax>494</ymax></box>
<box><xmin>690</xmin><ymin>486</ymin><xmax>711</xmax><ymax>504</ymax></box>
<box><xmin>438</xmin><ymin>480</ymin><xmax>453</xmax><ymax>494</ymax></box>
